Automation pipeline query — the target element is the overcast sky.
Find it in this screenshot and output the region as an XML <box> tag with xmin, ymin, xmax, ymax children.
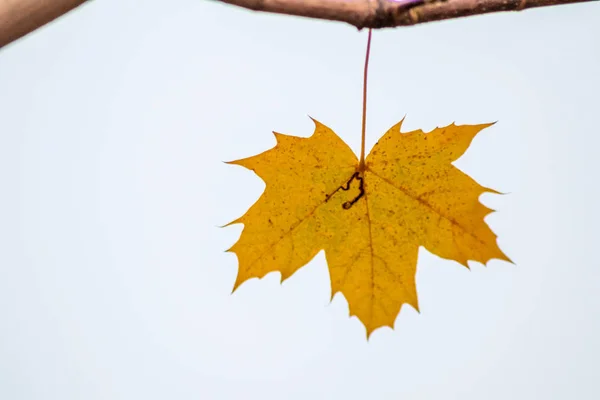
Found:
<box><xmin>1</xmin><ymin>1</ymin><xmax>599</xmax><ymax>399</ymax></box>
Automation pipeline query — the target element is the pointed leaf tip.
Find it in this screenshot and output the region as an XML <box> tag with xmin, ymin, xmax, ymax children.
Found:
<box><xmin>231</xmin><ymin>275</ymin><xmax>248</xmax><ymax>294</ymax></box>
<box><xmin>224</xmin><ymin>158</ymin><xmax>244</xmax><ymax>166</ymax></box>
<box><xmin>280</xmin><ymin>270</ymin><xmax>293</xmax><ymax>284</ymax></box>
<box><xmin>498</xmin><ymin>252</ymin><xmax>515</xmax><ymax>265</ymax></box>
<box><xmin>394</xmin><ymin>116</ymin><xmax>406</xmax><ymax>133</ymax></box>
<box><xmin>473</xmin><ymin>121</ymin><xmax>497</xmax><ymax>132</ymax></box>
<box><xmin>308</xmin><ymin>115</ymin><xmax>324</xmax><ymax>128</ymax></box>
<box><xmin>222</xmin><ymin>216</ymin><xmax>243</xmax><ymax>227</ymax></box>
<box><xmin>272</xmin><ymin>131</ymin><xmax>286</xmax><ymax>143</ymax></box>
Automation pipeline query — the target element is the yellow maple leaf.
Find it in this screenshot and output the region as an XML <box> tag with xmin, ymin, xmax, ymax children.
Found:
<box><xmin>225</xmin><ymin>118</ymin><xmax>510</xmax><ymax>337</ymax></box>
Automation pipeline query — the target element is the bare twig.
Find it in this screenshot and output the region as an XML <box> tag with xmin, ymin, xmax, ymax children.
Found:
<box><xmin>0</xmin><ymin>0</ymin><xmax>596</xmax><ymax>49</ymax></box>
<box><xmin>0</xmin><ymin>0</ymin><xmax>87</xmax><ymax>48</ymax></box>
<box><xmin>216</xmin><ymin>0</ymin><xmax>597</xmax><ymax>28</ymax></box>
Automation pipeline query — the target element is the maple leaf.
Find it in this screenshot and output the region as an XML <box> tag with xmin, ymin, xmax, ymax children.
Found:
<box><xmin>225</xmin><ymin>118</ymin><xmax>510</xmax><ymax>337</ymax></box>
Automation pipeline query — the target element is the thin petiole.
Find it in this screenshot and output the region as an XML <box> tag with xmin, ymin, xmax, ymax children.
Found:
<box><xmin>358</xmin><ymin>28</ymin><xmax>372</xmax><ymax>170</ymax></box>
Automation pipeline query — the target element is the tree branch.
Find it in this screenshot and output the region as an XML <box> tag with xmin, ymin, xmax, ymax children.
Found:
<box><xmin>0</xmin><ymin>0</ymin><xmax>87</xmax><ymax>48</ymax></box>
<box><xmin>0</xmin><ymin>0</ymin><xmax>595</xmax><ymax>49</ymax></box>
<box><xmin>216</xmin><ymin>0</ymin><xmax>597</xmax><ymax>28</ymax></box>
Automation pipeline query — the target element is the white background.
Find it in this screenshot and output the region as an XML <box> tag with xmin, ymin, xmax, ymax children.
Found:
<box><xmin>1</xmin><ymin>1</ymin><xmax>599</xmax><ymax>399</ymax></box>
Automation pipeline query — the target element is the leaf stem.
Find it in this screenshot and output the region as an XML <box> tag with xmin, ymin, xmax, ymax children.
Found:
<box><xmin>359</xmin><ymin>28</ymin><xmax>372</xmax><ymax>170</ymax></box>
